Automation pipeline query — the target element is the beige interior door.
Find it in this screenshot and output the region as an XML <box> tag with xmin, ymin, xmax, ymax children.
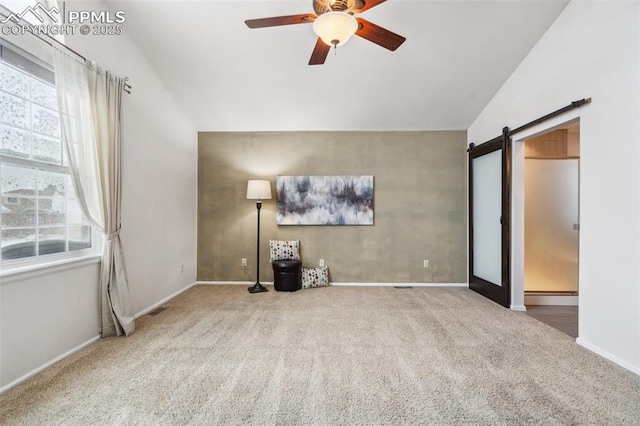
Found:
<box><xmin>525</xmin><ymin>159</ymin><xmax>579</xmax><ymax>292</ymax></box>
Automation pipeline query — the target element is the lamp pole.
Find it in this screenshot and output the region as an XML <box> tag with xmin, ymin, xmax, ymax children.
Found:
<box><xmin>248</xmin><ymin>198</ymin><xmax>268</xmax><ymax>293</ymax></box>
<box><xmin>246</xmin><ymin>179</ymin><xmax>271</xmax><ymax>294</ymax></box>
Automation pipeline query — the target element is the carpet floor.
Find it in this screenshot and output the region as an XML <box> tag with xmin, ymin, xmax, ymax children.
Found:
<box><xmin>1</xmin><ymin>285</ymin><xmax>640</xmax><ymax>425</ymax></box>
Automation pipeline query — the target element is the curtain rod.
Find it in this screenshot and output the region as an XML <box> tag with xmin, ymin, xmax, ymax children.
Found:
<box><xmin>47</xmin><ymin>36</ymin><xmax>132</xmax><ymax>95</ymax></box>
<box><xmin>0</xmin><ymin>9</ymin><xmax>132</xmax><ymax>94</ymax></box>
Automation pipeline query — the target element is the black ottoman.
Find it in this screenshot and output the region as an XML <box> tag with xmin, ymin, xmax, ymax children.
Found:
<box><xmin>272</xmin><ymin>259</ymin><xmax>302</xmax><ymax>292</ymax></box>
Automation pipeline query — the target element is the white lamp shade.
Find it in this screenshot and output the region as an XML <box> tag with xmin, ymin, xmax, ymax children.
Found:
<box><xmin>246</xmin><ymin>180</ymin><xmax>272</xmax><ymax>200</ymax></box>
<box><xmin>312</xmin><ymin>11</ymin><xmax>358</xmax><ymax>47</ymax></box>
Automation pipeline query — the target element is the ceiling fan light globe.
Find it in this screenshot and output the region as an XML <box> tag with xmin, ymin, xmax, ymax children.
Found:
<box><xmin>312</xmin><ymin>11</ymin><xmax>358</xmax><ymax>47</ymax></box>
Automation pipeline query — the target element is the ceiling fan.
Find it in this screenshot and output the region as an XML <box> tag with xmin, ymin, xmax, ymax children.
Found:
<box><xmin>245</xmin><ymin>0</ymin><xmax>406</xmax><ymax>65</ymax></box>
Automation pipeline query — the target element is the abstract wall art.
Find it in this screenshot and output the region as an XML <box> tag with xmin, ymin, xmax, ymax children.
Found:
<box><xmin>276</xmin><ymin>176</ymin><xmax>374</xmax><ymax>225</ymax></box>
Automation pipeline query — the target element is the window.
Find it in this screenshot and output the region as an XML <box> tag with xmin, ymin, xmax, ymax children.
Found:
<box><xmin>0</xmin><ymin>44</ymin><xmax>92</xmax><ymax>263</ymax></box>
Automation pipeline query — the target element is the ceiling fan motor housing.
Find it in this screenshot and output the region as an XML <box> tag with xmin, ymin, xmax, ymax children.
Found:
<box><xmin>313</xmin><ymin>0</ymin><xmax>357</xmax><ymax>15</ymax></box>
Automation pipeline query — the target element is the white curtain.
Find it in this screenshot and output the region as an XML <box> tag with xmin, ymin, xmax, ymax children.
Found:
<box><xmin>53</xmin><ymin>46</ymin><xmax>135</xmax><ymax>337</ymax></box>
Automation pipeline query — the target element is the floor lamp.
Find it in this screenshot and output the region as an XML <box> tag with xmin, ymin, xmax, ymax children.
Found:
<box><xmin>247</xmin><ymin>180</ymin><xmax>272</xmax><ymax>294</ymax></box>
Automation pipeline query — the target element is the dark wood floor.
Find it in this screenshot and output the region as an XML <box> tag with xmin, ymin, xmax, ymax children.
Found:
<box><xmin>525</xmin><ymin>305</ymin><xmax>578</xmax><ymax>338</ymax></box>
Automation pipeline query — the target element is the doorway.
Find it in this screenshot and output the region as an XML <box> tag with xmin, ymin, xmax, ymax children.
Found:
<box><xmin>515</xmin><ymin>121</ymin><xmax>580</xmax><ymax>336</ymax></box>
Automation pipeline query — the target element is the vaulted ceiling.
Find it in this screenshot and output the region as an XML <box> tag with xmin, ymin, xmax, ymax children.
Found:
<box><xmin>106</xmin><ymin>0</ymin><xmax>569</xmax><ymax>131</ymax></box>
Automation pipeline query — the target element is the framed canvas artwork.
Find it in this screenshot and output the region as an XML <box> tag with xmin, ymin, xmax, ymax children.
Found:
<box><xmin>276</xmin><ymin>176</ymin><xmax>374</xmax><ymax>225</ymax></box>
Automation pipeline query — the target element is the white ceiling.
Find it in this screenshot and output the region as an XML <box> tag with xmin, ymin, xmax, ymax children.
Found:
<box><xmin>106</xmin><ymin>0</ymin><xmax>569</xmax><ymax>131</ymax></box>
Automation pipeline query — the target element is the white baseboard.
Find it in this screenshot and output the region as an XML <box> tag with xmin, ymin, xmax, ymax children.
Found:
<box><xmin>525</xmin><ymin>295</ymin><xmax>578</xmax><ymax>306</ymax></box>
<box><xmin>0</xmin><ymin>335</ymin><xmax>101</xmax><ymax>395</ymax></box>
<box><xmin>577</xmin><ymin>338</ymin><xmax>640</xmax><ymax>377</ymax></box>
<box><xmin>196</xmin><ymin>281</ymin><xmax>273</xmax><ymax>286</ymax></box>
<box><xmin>196</xmin><ymin>281</ymin><xmax>467</xmax><ymax>288</ymax></box>
<box><xmin>330</xmin><ymin>282</ymin><xmax>468</xmax><ymax>287</ymax></box>
<box><xmin>135</xmin><ymin>282</ymin><xmax>198</xmax><ymax>318</ymax></box>
<box><xmin>510</xmin><ymin>305</ymin><xmax>527</xmax><ymax>312</ymax></box>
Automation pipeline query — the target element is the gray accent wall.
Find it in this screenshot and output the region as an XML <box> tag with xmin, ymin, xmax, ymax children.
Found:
<box><xmin>198</xmin><ymin>131</ymin><xmax>467</xmax><ymax>283</ymax></box>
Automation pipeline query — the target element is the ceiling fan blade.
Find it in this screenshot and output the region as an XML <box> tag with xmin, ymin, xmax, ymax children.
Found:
<box><xmin>309</xmin><ymin>38</ymin><xmax>331</xmax><ymax>65</ymax></box>
<box><xmin>355</xmin><ymin>18</ymin><xmax>406</xmax><ymax>51</ymax></box>
<box><xmin>352</xmin><ymin>0</ymin><xmax>387</xmax><ymax>13</ymax></box>
<box><xmin>245</xmin><ymin>14</ymin><xmax>315</xmax><ymax>29</ymax></box>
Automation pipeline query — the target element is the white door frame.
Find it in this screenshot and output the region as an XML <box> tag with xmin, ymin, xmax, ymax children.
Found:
<box><xmin>509</xmin><ymin>112</ymin><xmax>581</xmax><ymax>312</ymax></box>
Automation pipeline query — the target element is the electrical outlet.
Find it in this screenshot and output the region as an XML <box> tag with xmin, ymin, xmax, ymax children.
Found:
<box><xmin>319</xmin><ymin>259</ymin><xmax>325</xmax><ymax>267</ymax></box>
<box><xmin>423</xmin><ymin>259</ymin><xmax>429</xmax><ymax>268</ymax></box>
<box><xmin>242</xmin><ymin>258</ymin><xmax>247</xmax><ymax>267</ymax></box>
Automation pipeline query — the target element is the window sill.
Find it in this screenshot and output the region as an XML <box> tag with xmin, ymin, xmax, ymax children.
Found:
<box><xmin>0</xmin><ymin>253</ymin><xmax>102</xmax><ymax>284</ymax></box>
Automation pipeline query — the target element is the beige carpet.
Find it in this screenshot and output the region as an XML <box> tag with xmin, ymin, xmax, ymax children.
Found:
<box><xmin>1</xmin><ymin>285</ymin><xmax>640</xmax><ymax>425</ymax></box>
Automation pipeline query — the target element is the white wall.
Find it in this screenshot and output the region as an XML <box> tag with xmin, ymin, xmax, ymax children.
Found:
<box><xmin>468</xmin><ymin>1</ymin><xmax>640</xmax><ymax>372</ymax></box>
<box><xmin>0</xmin><ymin>0</ymin><xmax>198</xmax><ymax>390</ymax></box>
<box><xmin>0</xmin><ymin>261</ymin><xmax>101</xmax><ymax>390</ymax></box>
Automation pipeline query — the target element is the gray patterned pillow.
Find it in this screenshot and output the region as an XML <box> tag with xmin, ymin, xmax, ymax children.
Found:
<box><xmin>269</xmin><ymin>240</ymin><xmax>300</xmax><ymax>263</ymax></box>
<box><xmin>301</xmin><ymin>266</ymin><xmax>329</xmax><ymax>289</ymax></box>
